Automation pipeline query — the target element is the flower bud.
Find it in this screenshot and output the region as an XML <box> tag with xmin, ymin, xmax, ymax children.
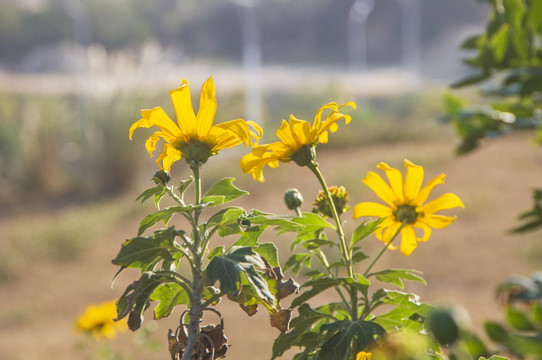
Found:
<box><xmin>284</xmin><ymin>188</ymin><xmax>303</xmax><ymax>210</ymax></box>
<box><xmin>313</xmin><ymin>186</ymin><xmax>349</xmax><ymax>218</ymax></box>
<box><xmin>291</xmin><ymin>145</ymin><xmax>316</xmax><ymax>167</ymax></box>
<box><xmin>153</xmin><ymin>169</ymin><xmax>171</xmax><ymax>185</ymax></box>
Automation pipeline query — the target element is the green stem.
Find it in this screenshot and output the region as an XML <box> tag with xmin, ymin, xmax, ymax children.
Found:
<box><xmin>363</xmin><ymin>224</ymin><xmax>405</xmax><ymax>277</ymax></box>
<box><xmin>308</xmin><ymin>162</ymin><xmax>351</xmax><ymax>277</ymax></box>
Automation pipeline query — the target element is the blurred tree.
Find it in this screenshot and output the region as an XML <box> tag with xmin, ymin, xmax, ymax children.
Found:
<box><xmin>446</xmin><ymin>0</ymin><xmax>542</xmax><ymax>232</ymax></box>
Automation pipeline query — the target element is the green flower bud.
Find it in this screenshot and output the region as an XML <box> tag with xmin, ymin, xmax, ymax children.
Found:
<box><xmin>284</xmin><ymin>188</ymin><xmax>303</xmax><ymax>210</ymax></box>
<box><xmin>313</xmin><ymin>186</ymin><xmax>349</xmax><ymax>218</ymax></box>
<box><xmin>153</xmin><ymin>169</ymin><xmax>171</xmax><ymax>185</ymax></box>
<box><xmin>291</xmin><ymin>145</ymin><xmax>316</xmax><ymax>167</ymax></box>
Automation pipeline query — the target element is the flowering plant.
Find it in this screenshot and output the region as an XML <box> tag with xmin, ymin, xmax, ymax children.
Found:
<box><xmin>112</xmin><ymin>76</ymin><xmax>465</xmax><ymax>360</ymax></box>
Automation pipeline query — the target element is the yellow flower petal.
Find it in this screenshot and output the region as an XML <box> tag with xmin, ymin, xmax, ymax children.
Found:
<box><xmin>414</xmin><ymin>173</ymin><xmax>445</xmax><ymax>205</ymax></box>
<box><xmin>399</xmin><ymin>225</ymin><xmax>418</xmax><ymax>256</ymax></box>
<box><xmin>195</xmin><ymin>76</ymin><xmax>216</xmax><ymax>137</ymax></box>
<box><xmin>289</xmin><ymin>116</ymin><xmax>312</xmax><ymax>146</ymax></box>
<box><xmin>377</xmin><ymin>162</ymin><xmax>404</xmax><ymax>202</ymax></box>
<box><xmin>356</xmin><ymin>351</ymin><xmax>372</xmax><ymax>360</ymax></box>
<box><xmin>414</xmin><ymin>221</ymin><xmax>432</xmax><ymax>242</ymax></box>
<box><xmin>130</xmin><ymin>107</ymin><xmax>180</xmax><ymax>140</ymax></box>
<box><xmin>363</xmin><ymin>171</ymin><xmax>399</xmax><ymax>207</ymax></box>
<box><xmin>353</xmin><ymin>202</ymin><xmax>393</xmax><ymax>218</ymax></box>
<box><xmin>276</xmin><ymin>118</ymin><xmax>300</xmax><ymax>149</ymax></box>
<box><xmin>170</xmin><ymin>79</ymin><xmax>197</xmax><ymax>135</ymax></box>
<box><xmin>156</xmin><ymin>143</ymin><xmax>182</xmax><ymax>172</ymax></box>
<box><xmin>422</xmin><ymin>193</ymin><xmax>465</xmax><ymax>215</ymax></box>
<box><xmin>419</xmin><ymin>214</ymin><xmax>457</xmax><ymax>229</ymax></box>
<box><xmin>403</xmin><ymin>159</ymin><xmax>423</xmax><ymax>201</ymax></box>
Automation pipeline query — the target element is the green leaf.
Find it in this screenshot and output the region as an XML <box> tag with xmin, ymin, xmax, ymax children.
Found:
<box><xmin>351</xmin><ymin>218</ymin><xmax>385</xmax><ymax>247</ymax></box>
<box><xmin>247</xmin><ymin>210</ymin><xmax>301</xmax><ymax>229</ymax></box>
<box><xmin>293</xmin><ymin>212</ymin><xmax>336</xmax><ymax>234</ymax></box>
<box><xmin>151</xmin><ymin>283</ymin><xmax>189</xmax><ymax>319</ymax></box>
<box><xmin>137</xmin><ymin>206</ymin><xmax>196</xmax><ymax>236</ymax></box>
<box><xmin>484</xmin><ymin>321</ymin><xmax>511</xmax><ymax>343</ymax></box>
<box><xmin>489</xmin><ymin>23</ymin><xmax>509</xmax><ymax>63</ymax></box>
<box><xmin>451</xmin><ymin>72</ymin><xmax>492</xmax><ymax>88</ymax></box>
<box><xmin>136</xmin><ymin>185</ymin><xmax>166</xmax><ymax>208</ymax></box>
<box><xmin>318</xmin><ymin>320</ymin><xmax>385</xmax><ymax>360</ymax></box>
<box><xmin>284</xmin><ymin>253</ymin><xmax>312</xmax><ymax>275</ymax></box>
<box><xmin>207</xmin><ymin>245</ymin><xmax>225</xmax><ymax>261</ymax></box>
<box><xmin>206</xmin><ymin>246</ymin><xmax>274</xmax><ymax>305</ymax></box>
<box><xmin>112</xmin><ymin>227</ymin><xmax>183</xmax><ymax>272</ymax></box>
<box><xmin>231</xmin><ymin>225</ymin><xmax>267</xmax><ymax>248</ymax></box>
<box><xmin>202</xmin><ymin>178</ymin><xmax>248</xmax><ymax>206</ymax></box>
<box><xmin>371</xmin><ymin>269</ymin><xmax>426</xmax><ymax>289</ymax></box>
<box><xmin>207</xmin><ymin>207</ymin><xmax>245</xmax><ymax>228</ymax></box>
<box><xmin>255</xmin><ymin>242</ymin><xmax>280</xmax><ymax>268</ymax></box>
<box><xmin>506</xmin><ymin>306</ymin><xmax>536</xmax><ymax>331</ymax></box>
<box><xmin>116</xmin><ymin>272</ymin><xmax>172</xmax><ymax>331</ymax></box>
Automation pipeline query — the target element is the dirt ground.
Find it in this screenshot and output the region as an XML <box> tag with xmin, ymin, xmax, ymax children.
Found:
<box><xmin>1</xmin><ymin>133</ymin><xmax>541</xmax><ymax>360</ymax></box>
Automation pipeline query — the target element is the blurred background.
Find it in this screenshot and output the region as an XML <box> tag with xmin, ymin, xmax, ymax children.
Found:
<box><xmin>3</xmin><ymin>0</ymin><xmax>541</xmax><ymax>359</ymax></box>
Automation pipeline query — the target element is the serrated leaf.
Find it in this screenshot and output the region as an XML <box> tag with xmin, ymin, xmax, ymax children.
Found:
<box><xmin>232</xmin><ymin>226</ymin><xmax>267</xmax><ymax>248</ymax></box>
<box><xmin>247</xmin><ymin>210</ymin><xmax>301</xmax><ymax>229</ymax></box>
<box><xmin>293</xmin><ymin>212</ymin><xmax>336</xmax><ymax>234</ymax></box>
<box><xmin>351</xmin><ymin>218</ymin><xmax>385</xmax><ymax>247</ymax></box>
<box><xmin>318</xmin><ymin>320</ymin><xmax>385</xmax><ymax>360</ymax></box>
<box><xmin>115</xmin><ymin>272</ymin><xmax>172</xmax><ymax>331</ymax></box>
<box><xmin>112</xmin><ymin>236</ymin><xmax>175</xmax><ymax>272</ymax></box>
<box><xmin>136</xmin><ymin>185</ymin><xmax>166</xmax><ymax>206</ymax></box>
<box><xmin>206</xmin><ymin>246</ymin><xmax>274</xmax><ymax>305</ymax></box>
<box><xmin>151</xmin><ymin>283</ymin><xmax>189</xmax><ymax>319</ymax></box>
<box><xmin>137</xmin><ymin>206</ymin><xmax>196</xmax><ymax>236</ymax></box>
<box><xmin>255</xmin><ymin>242</ymin><xmax>280</xmax><ymax>267</ymax></box>
<box><xmin>371</xmin><ymin>269</ymin><xmax>426</xmax><ymax>289</ymax></box>
<box><xmin>202</xmin><ymin>178</ymin><xmax>248</xmax><ymax>206</ymax></box>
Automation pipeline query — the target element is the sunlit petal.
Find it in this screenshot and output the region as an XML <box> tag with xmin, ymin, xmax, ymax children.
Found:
<box><xmin>353</xmin><ymin>202</ymin><xmax>393</xmax><ymax>218</ymax></box>
<box><xmin>422</xmin><ymin>193</ymin><xmax>465</xmax><ymax>215</ymax></box>
<box><xmin>404</xmin><ymin>159</ymin><xmax>424</xmax><ymax>201</ymax></box>
<box><xmin>381</xmin><ymin>221</ymin><xmax>402</xmax><ymax>245</ymax></box>
<box><xmin>130</xmin><ymin>107</ymin><xmax>180</xmax><ymax>140</ymax></box>
<box><xmin>156</xmin><ymin>143</ymin><xmax>182</xmax><ymax>173</ymax></box>
<box><xmin>377</xmin><ymin>162</ymin><xmax>404</xmax><ymax>202</ymax></box>
<box><xmin>419</xmin><ymin>214</ymin><xmax>457</xmax><ymax>229</ymax></box>
<box><xmin>363</xmin><ymin>171</ymin><xmax>399</xmax><ymax>207</ymax></box>
<box><xmin>399</xmin><ymin>226</ymin><xmax>418</xmax><ymax>256</ymax></box>
<box><xmin>289</xmin><ymin>116</ymin><xmax>313</xmax><ymax>145</ymax></box>
<box><xmin>414</xmin><ymin>221</ymin><xmax>432</xmax><ymax>242</ymax></box>
<box><xmin>415</xmin><ymin>173</ymin><xmax>446</xmax><ymax>205</ymax></box>
<box><xmin>196</xmin><ymin>76</ymin><xmax>216</xmax><ymax>137</ymax></box>
<box><xmin>170</xmin><ymin>79</ymin><xmax>197</xmax><ymax>134</ymax></box>
<box><xmin>276</xmin><ymin>119</ymin><xmax>299</xmax><ymax>148</ymax></box>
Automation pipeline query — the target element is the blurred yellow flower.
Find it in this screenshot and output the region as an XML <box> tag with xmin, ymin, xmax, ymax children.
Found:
<box><xmin>356</xmin><ymin>351</ymin><xmax>372</xmax><ymax>360</ymax></box>
<box><xmin>240</xmin><ymin>101</ymin><xmax>355</xmax><ymax>181</ymax></box>
<box><xmin>129</xmin><ymin>76</ymin><xmax>262</xmax><ymax>171</ymax></box>
<box><xmin>353</xmin><ymin>159</ymin><xmax>464</xmax><ymax>256</ymax></box>
<box><xmin>75</xmin><ymin>300</ymin><xmax>127</xmax><ymax>339</ymax></box>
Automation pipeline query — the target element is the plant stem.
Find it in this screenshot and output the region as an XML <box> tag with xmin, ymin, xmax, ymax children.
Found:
<box><xmin>308</xmin><ymin>162</ymin><xmax>352</xmax><ymax>277</ymax></box>
<box><xmin>182</xmin><ymin>161</ymin><xmax>205</xmax><ymax>360</ymax></box>
<box><xmin>363</xmin><ymin>224</ymin><xmax>405</xmax><ymax>277</ymax></box>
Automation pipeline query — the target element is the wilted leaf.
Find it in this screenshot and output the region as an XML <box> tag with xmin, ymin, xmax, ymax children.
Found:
<box><xmin>270</xmin><ymin>309</ymin><xmax>293</xmax><ymax>333</ymax></box>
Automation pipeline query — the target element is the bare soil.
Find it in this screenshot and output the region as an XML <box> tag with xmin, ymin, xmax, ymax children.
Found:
<box><xmin>1</xmin><ymin>133</ymin><xmax>541</xmax><ymax>360</ymax></box>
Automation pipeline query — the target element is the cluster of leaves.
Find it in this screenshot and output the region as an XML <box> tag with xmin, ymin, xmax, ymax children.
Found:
<box><xmin>445</xmin><ymin>0</ymin><xmax>542</xmax><ymax>154</ymax></box>
<box><xmin>112</xmin><ymin>174</ymin><xmax>298</xmax><ymax>339</ymax></box>
<box><xmin>270</xmin><ymin>212</ymin><xmax>438</xmax><ymax>359</ymax></box>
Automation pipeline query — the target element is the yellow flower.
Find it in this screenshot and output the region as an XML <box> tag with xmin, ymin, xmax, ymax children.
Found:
<box><xmin>356</xmin><ymin>351</ymin><xmax>372</xmax><ymax>360</ymax></box>
<box><xmin>353</xmin><ymin>159</ymin><xmax>464</xmax><ymax>256</ymax></box>
<box><xmin>240</xmin><ymin>101</ymin><xmax>356</xmax><ymax>181</ymax></box>
<box><xmin>75</xmin><ymin>300</ymin><xmax>127</xmax><ymax>339</ymax></box>
<box><xmin>129</xmin><ymin>76</ymin><xmax>262</xmax><ymax>171</ymax></box>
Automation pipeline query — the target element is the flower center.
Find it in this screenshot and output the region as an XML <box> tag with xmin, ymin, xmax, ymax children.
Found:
<box><xmin>291</xmin><ymin>145</ymin><xmax>316</xmax><ymax>167</ymax></box>
<box><xmin>178</xmin><ymin>138</ymin><xmax>215</xmax><ymax>165</ymax></box>
<box><xmin>393</xmin><ymin>204</ymin><xmax>418</xmax><ymax>225</ymax></box>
